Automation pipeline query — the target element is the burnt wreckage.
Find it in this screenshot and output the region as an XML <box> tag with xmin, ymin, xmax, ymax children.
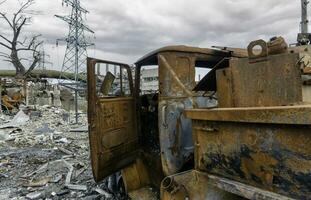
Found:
<box><xmin>87</xmin><ymin>37</ymin><xmax>311</xmax><ymax>199</ymax></box>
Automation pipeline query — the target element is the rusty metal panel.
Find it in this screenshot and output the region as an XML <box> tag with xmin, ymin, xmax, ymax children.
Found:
<box><xmin>158</xmin><ymin>52</ymin><xmax>195</xmax><ymax>176</ymax></box>
<box><xmin>87</xmin><ymin>58</ymin><xmax>138</xmax><ymax>182</ymax></box>
<box><xmin>161</xmin><ymin>171</ymin><xmax>293</xmax><ymax>200</ymax></box>
<box><xmin>90</xmin><ymin>97</ymin><xmax>139</xmax><ymax>182</ymax></box>
<box><xmin>121</xmin><ymin>159</ymin><xmax>151</xmax><ymax>193</ymax></box>
<box><xmin>97</xmin><ymin>98</ymin><xmax>136</xmax><ymax>149</ymax></box>
<box><xmin>159</xmin><ymin>97</ymin><xmax>217</xmax><ymax>176</ymax></box>
<box><xmin>184</xmin><ymin>45</ymin><xmax>310</xmax><ymax>199</ymax></box>
<box><xmin>135</xmin><ymin>45</ymin><xmax>230</xmax><ymax>66</ymax></box>
<box><xmin>161</xmin><ymin>171</ymin><xmax>222</xmax><ymax>200</ymax></box>
<box><xmin>217</xmin><ymin>53</ymin><xmax>302</xmax><ymax>107</ymax></box>
<box><xmin>158</xmin><ymin>98</ymin><xmax>194</xmax><ymax>176</ymax></box>
<box><xmin>189</xmin><ymin>114</ymin><xmax>311</xmax><ymax>199</ymax></box>
<box><xmin>128</xmin><ymin>187</ymin><xmax>158</xmax><ymax>200</ymax></box>
<box><xmin>216</xmin><ymin>67</ymin><xmax>234</xmax><ymax>107</ymax></box>
<box><xmin>158</xmin><ymin>52</ymin><xmax>218</xmax><ymax>176</ymax></box>
<box><xmin>303</xmin><ymin>85</ymin><xmax>311</xmax><ymax>102</ymax></box>
<box><xmin>161</xmin><ymin>171</ymin><xmax>243</xmax><ymax>200</ymax></box>
<box><xmin>158</xmin><ymin>52</ymin><xmax>196</xmax><ymax>97</ymax></box>
<box><xmin>185</xmin><ymin>105</ymin><xmax>311</xmax><ymax>125</ymax></box>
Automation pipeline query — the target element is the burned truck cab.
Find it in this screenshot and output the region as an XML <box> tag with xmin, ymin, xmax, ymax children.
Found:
<box><xmin>87</xmin><ymin>46</ymin><xmax>242</xmax><ymax>198</ymax></box>
<box><xmin>134</xmin><ymin>46</ymin><xmax>235</xmax><ymax>175</ymax></box>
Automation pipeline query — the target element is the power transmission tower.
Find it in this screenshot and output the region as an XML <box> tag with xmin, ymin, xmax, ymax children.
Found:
<box><xmin>55</xmin><ymin>0</ymin><xmax>94</xmax><ymax>123</ymax></box>
<box><xmin>301</xmin><ymin>0</ymin><xmax>309</xmax><ymax>33</ymax></box>
<box><xmin>298</xmin><ymin>0</ymin><xmax>311</xmax><ymax>45</ymax></box>
<box><xmin>37</xmin><ymin>46</ymin><xmax>52</xmax><ymax>76</ymax></box>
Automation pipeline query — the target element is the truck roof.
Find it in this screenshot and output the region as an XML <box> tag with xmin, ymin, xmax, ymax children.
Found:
<box><xmin>135</xmin><ymin>45</ymin><xmax>240</xmax><ymax>66</ymax></box>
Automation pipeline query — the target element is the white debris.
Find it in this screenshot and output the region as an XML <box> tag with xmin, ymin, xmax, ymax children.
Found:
<box><xmin>57</xmin><ymin>147</ymin><xmax>73</xmax><ymax>155</ymax></box>
<box><xmin>70</xmin><ymin>125</ymin><xmax>88</xmax><ymax>132</ymax></box>
<box><xmin>50</xmin><ymin>174</ymin><xmax>62</xmax><ymax>183</ymax></box>
<box><xmin>55</xmin><ymin>138</ymin><xmax>69</xmax><ymax>144</ymax></box>
<box><xmin>0</xmin><ymin>173</ymin><xmax>8</xmax><ymax>178</ymax></box>
<box><xmin>63</xmin><ymin>160</ymin><xmax>74</xmax><ymax>185</ymax></box>
<box><xmin>0</xmin><ymin>110</ymin><xmax>30</xmax><ymax>129</ymax></box>
<box><xmin>65</xmin><ymin>184</ymin><xmax>87</xmax><ymax>191</ymax></box>
<box><xmin>26</xmin><ymin>191</ymin><xmax>42</xmax><ymax>199</ymax></box>
<box><xmin>0</xmin><ymin>105</ymin><xmax>109</xmax><ymax>199</ymax></box>
<box><xmin>94</xmin><ymin>188</ymin><xmax>113</xmax><ymax>198</ymax></box>
<box><xmin>0</xmin><ymin>130</ymin><xmax>12</xmax><ymax>141</ymax></box>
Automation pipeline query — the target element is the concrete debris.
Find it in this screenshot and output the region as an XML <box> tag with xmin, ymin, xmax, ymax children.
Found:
<box><xmin>50</xmin><ymin>174</ymin><xmax>63</xmax><ymax>183</ymax></box>
<box><xmin>0</xmin><ymin>130</ymin><xmax>13</xmax><ymax>141</ymax></box>
<box><xmin>83</xmin><ymin>194</ymin><xmax>100</xmax><ymax>200</ymax></box>
<box><xmin>74</xmin><ymin>167</ymin><xmax>86</xmax><ymax>179</ymax></box>
<box><xmin>0</xmin><ymin>110</ymin><xmax>29</xmax><ymax>129</ymax></box>
<box><xmin>66</xmin><ymin>184</ymin><xmax>88</xmax><ymax>191</ymax></box>
<box><xmin>56</xmin><ymin>189</ymin><xmax>70</xmax><ymax>196</ymax></box>
<box><xmin>70</xmin><ymin>125</ymin><xmax>88</xmax><ymax>132</ymax></box>
<box><xmin>0</xmin><ymin>173</ymin><xmax>8</xmax><ymax>178</ymax></box>
<box><xmin>64</xmin><ymin>159</ymin><xmax>74</xmax><ymax>185</ymax></box>
<box><xmin>57</xmin><ymin>146</ymin><xmax>73</xmax><ymax>155</ymax></box>
<box><xmin>23</xmin><ymin>177</ymin><xmax>51</xmax><ymax>187</ymax></box>
<box><xmin>55</xmin><ymin>137</ymin><xmax>70</xmax><ymax>144</ymax></box>
<box><xmin>29</xmin><ymin>111</ymin><xmax>42</xmax><ymax>119</ymax></box>
<box><xmin>25</xmin><ymin>191</ymin><xmax>42</xmax><ymax>200</ymax></box>
<box><xmin>62</xmin><ymin>113</ymin><xmax>70</xmax><ymax>122</ymax></box>
<box><xmin>0</xmin><ymin>105</ymin><xmax>123</xmax><ymax>199</ymax></box>
<box><xmin>24</xmin><ymin>162</ymin><xmax>48</xmax><ymax>178</ymax></box>
<box><xmin>94</xmin><ymin>187</ymin><xmax>113</xmax><ymax>198</ymax></box>
<box><xmin>35</xmin><ymin>123</ymin><xmax>54</xmax><ymax>134</ymax></box>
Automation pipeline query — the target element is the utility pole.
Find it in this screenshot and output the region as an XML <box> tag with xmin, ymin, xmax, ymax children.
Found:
<box><xmin>298</xmin><ymin>0</ymin><xmax>311</xmax><ymax>45</ymax></box>
<box><xmin>56</xmin><ymin>0</ymin><xmax>94</xmax><ymax>124</ymax></box>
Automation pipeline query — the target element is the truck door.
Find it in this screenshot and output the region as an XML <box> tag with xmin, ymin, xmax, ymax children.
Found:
<box><xmin>87</xmin><ymin>58</ymin><xmax>138</xmax><ymax>182</ymax></box>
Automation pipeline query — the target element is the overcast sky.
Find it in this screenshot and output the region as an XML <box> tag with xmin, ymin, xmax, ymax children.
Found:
<box><xmin>0</xmin><ymin>0</ymin><xmax>303</xmax><ymax>71</ymax></box>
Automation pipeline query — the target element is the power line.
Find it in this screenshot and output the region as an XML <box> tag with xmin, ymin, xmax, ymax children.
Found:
<box><xmin>55</xmin><ymin>0</ymin><xmax>94</xmax><ymax>123</ymax></box>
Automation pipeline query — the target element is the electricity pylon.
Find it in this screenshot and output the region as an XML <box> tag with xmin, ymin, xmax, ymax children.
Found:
<box><xmin>301</xmin><ymin>0</ymin><xmax>309</xmax><ymax>34</ymax></box>
<box><xmin>37</xmin><ymin>46</ymin><xmax>52</xmax><ymax>76</ymax></box>
<box><xmin>56</xmin><ymin>0</ymin><xmax>94</xmax><ymax>123</ymax></box>
<box><xmin>298</xmin><ymin>0</ymin><xmax>311</xmax><ymax>45</ymax></box>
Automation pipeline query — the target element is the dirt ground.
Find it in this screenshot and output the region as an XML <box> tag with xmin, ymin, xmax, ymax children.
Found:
<box><xmin>0</xmin><ymin>106</ymin><xmax>126</xmax><ymax>200</ymax></box>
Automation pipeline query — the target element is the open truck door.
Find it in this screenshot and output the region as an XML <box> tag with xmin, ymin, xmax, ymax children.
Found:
<box><xmin>87</xmin><ymin>58</ymin><xmax>138</xmax><ymax>182</ymax></box>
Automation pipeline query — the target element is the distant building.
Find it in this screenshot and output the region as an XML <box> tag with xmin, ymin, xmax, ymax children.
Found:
<box><xmin>141</xmin><ymin>68</ymin><xmax>158</xmax><ymax>94</ymax></box>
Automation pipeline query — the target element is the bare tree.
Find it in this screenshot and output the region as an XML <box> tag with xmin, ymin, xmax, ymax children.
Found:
<box><xmin>0</xmin><ymin>0</ymin><xmax>43</xmax><ymax>77</ymax></box>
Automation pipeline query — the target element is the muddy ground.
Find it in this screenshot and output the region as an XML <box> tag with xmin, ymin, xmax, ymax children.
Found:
<box><xmin>0</xmin><ymin>106</ymin><xmax>127</xmax><ymax>200</ymax></box>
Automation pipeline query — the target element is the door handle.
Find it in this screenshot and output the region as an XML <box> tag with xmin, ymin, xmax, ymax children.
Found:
<box><xmin>162</xmin><ymin>105</ymin><xmax>168</xmax><ymax>129</ymax></box>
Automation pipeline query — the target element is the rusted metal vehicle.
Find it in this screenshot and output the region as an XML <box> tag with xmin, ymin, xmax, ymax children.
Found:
<box><xmin>87</xmin><ymin>38</ymin><xmax>311</xmax><ymax>199</ymax></box>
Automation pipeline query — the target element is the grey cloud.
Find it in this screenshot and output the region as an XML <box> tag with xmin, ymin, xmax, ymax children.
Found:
<box><xmin>0</xmin><ymin>0</ymin><xmax>306</xmax><ymax>70</ymax></box>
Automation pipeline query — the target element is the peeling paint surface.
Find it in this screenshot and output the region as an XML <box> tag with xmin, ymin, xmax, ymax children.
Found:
<box><xmin>191</xmin><ymin>120</ymin><xmax>311</xmax><ymax>199</ymax></box>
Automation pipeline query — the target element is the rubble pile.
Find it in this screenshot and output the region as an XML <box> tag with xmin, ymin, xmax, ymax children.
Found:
<box><xmin>0</xmin><ymin>106</ymin><xmax>124</xmax><ymax>200</ymax></box>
